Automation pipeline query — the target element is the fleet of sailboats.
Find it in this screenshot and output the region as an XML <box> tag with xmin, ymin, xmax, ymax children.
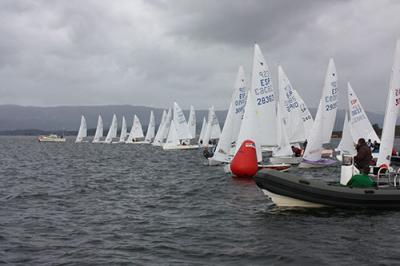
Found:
<box><xmin>67</xmin><ymin>40</ymin><xmax>400</xmax><ymax>188</ymax></box>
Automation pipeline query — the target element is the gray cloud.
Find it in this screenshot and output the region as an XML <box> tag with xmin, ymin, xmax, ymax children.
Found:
<box><xmin>0</xmin><ymin>0</ymin><xmax>399</xmax><ymax>113</ymax></box>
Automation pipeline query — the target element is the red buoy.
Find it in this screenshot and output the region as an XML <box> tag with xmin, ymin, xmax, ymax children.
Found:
<box><xmin>230</xmin><ymin>140</ymin><xmax>258</xmax><ymax>178</ymax></box>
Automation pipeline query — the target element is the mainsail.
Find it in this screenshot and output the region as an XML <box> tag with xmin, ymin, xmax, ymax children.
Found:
<box><xmin>119</xmin><ymin>116</ymin><xmax>127</xmax><ymax>143</ymax></box>
<box><xmin>92</xmin><ymin>115</ymin><xmax>103</xmax><ymax>143</ymax></box>
<box><xmin>144</xmin><ymin>111</ymin><xmax>156</xmax><ymax>143</ymax></box>
<box><xmin>377</xmin><ymin>39</ymin><xmax>400</xmax><ymax>167</ymax></box>
<box><xmin>75</xmin><ymin>115</ymin><xmax>87</xmax><ymax>143</ymax></box>
<box><xmin>104</xmin><ymin>114</ymin><xmax>118</xmax><ymax>144</ymax></box>
<box><xmin>213</xmin><ymin>66</ymin><xmax>247</xmax><ymax>162</ymax></box>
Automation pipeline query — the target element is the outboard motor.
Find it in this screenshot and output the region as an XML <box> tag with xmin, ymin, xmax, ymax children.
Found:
<box><xmin>340</xmin><ymin>154</ymin><xmax>359</xmax><ymax>185</ymax></box>
<box><xmin>230</xmin><ymin>140</ymin><xmax>258</xmax><ymax>178</ymax></box>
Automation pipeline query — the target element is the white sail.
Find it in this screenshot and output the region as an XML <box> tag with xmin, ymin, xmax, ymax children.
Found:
<box><xmin>274</xmin><ymin>101</ymin><xmax>293</xmax><ymax>157</ymax></box>
<box><xmin>153</xmin><ymin>110</ymin><xmax>167</xmax><ymax>145</ymax></box>
<box><xmin>163</xmin><ymin>119</ymin><xmax>180</xmax><ymax>148</ymax></box>
<box><xmin>187</xmin><ymin>106</ymin><xmax>196</xmax><ymax>139</ymax></box>
<box><xmin>293</xmin><ymin>90</ymin><xmax>314</xmax><ymax>140</ymax></box>
<box><xmin>348</xmin><ymin>82</ymin><xmax>380</xmax><ymax>143</ymax></box>
<box><xmin>104</xmin><ymin>114</ymin><xmax>118</xmax><ymax>144</ymax></box>
<box><xmin>213</xmin><ymin>66</ymin><xmax>247</xmax><ymax>162</ymax></box>
<box><xmin>278</xmin><ymin>66</ymin><xmax>306</xmax><ymax>143</ymax></box>
<box><xmin>377</xmin><ymin>39</ymin><xmax>400</xmax><ymax>167</ymax></box>
<box><xmin>119</xmin><ymin>116</ymin><xmax>127</xmax><ymax>142</ymax></box>
<box><xmin>320</xmin><ymin>58</ymin><xmax>338</xmax><ymax>143</ymax></box>
<box><xmin>249</xmin><ymin>43</ymin><xmax>277</xmax><ymax>146</ymax></box>
<box><xmin>303</xmin><ymin>58</ymin><xmax>338</xmax><ymax>161</ymax></box>
<box><xmin>337</xmin><ymin>113</ymin><xmax>356</xmax><ymax>155</ymax></box>
<box><xmin>173</xmin><ymin>102</ymin><xmax>192</xmax><ymax>140</ymax></box>
<box><xmin>92</xmin><ymin>115</ymin><xmax>104</xmax><ymax>143</ymax></box>
<box><xmin>198</xmin><ymin>117</ymin><xmax>207</xmax><ymax>146</ymax></box>
<box><xmin>75</xmin><ymin>115</ymin><xmax>87</xmax><ymax>143</ymax></box>
<box><xmin>144</xmin><ymin>111</ymin><xmax>156</xmax><ymax>142</ymax></box>
<box><xmin>203</xmin><ymin>106</ymin><xmax>220</xmax><ymax>145</ymax></box>
<box><xmin>235</xmin><ymin>88</ymin><xmax>262</xmax><ymax>162</ymax></box>
<box><xmin>126</xmin><ymin>115</ymin><xmax>144</xmax><ymax>143</ymax></box>
<box><xmin>211</xmin><ymin>114</ymin><xmax>221</xmax><ymax>139</ymax></box>
<box><xmin>162</xmin><ymin>109</ymin><xmax>172</xmax><ymax>140</ymax></box>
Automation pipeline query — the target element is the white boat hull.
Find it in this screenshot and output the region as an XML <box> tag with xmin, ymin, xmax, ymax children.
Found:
<box><xmin>298</xmin><ymin>158</ymin><xmax>337</xmax><ymax>169</ymax></box>
<box><xmin>207</xmin><ymin>158</ymin><xmax>225</xmax><ymax>166</ymax></box>
<box><xmin>269</xmin><ymin>156</ymin><xmax>302</xmax><ymax>165</ymax></box>
<box><xmin>126</xmin><ymin>141</ymin><xmax>148</xmax><ymax>144</ymax></box>
<box><xmin>75</xmin><ymin>140</ymin><xmax>89</xmax><ymax>143</ymax></box>
<box><xmin>38</xmin><ymin>135</ymin><xmax>66</xmax><ymax>143</ymax></box>
<box><xmin>163</xmin><ymin>144</ymin><xmax>199</xmax><ymax>150</ymax></box>
<box><xmin>261</xmin><ymin>189</ymin><xmax>327</xmax><ymax>208</ymax></box>
<box><xmin>38</xmin><ymin>138</ymin><xmax>66</xmax><ymax>143</ymax></box>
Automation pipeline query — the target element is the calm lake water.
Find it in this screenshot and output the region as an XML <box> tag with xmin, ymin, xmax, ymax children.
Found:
<box><xmin>1</xmin><ymin>136</ymin><xmax>400</xmax><ymax>265</ymax></box>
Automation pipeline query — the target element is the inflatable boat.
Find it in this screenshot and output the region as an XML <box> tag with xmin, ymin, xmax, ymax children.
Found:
<box><xmin>254</xmin><ymin>166</ymin><xmax>400</xmax><ymax>209</ymax></box>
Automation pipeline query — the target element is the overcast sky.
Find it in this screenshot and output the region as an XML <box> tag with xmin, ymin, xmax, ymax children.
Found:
<box><xmin>0</xmin><ymin>0</ymin><xmax>399</xmax><ymax>113</ymax></box>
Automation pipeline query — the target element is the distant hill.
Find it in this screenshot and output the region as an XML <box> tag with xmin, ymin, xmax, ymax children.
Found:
<box><xmin>0</xmin><ymin>104</ymin><xmax>227</xmax><ymax>132</ymax></box>
<box><xmin>0</xmin><ymin>104</ymin><xmax>386</xmax><ymax>135</ymax></box>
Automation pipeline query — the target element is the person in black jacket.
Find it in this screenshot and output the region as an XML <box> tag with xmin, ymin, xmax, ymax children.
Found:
<box><xmin>354</xmin><ymin>138</ymin><xmax>373</xmax><ymax>174</ymax></box>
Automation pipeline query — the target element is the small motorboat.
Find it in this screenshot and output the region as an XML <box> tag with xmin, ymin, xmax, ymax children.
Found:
<box><xmin>38</xmin><ymin>134</ymin><xmax>66</xmax><ymax>143</ymax></box>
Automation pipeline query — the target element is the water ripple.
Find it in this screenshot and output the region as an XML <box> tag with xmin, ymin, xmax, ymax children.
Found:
<box><xmin>1</xmin><ymin>136</ymin><xmax>400</xmax><ymax>265</ymax></box>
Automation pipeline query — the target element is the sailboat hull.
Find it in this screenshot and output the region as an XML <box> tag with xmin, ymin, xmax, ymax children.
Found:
<box><xmin>298</xmin><ymin>158</ymin><xmax>337</xmax><ymax>169</ymax></box>
<box><xmin>207</xmin><ymin>158</ymin><xmax>226</xmax><ymax>166</ymax></box>
<box><xmin>126</xmin><ymin>140</ymin><xmax>148</xmax><ymax>144</ymax></box>
<box><xmin>269</xmin><ymin>156</ymin><xmax>303</xmax><ymax>165</ymax></box>
<box><xmin>162</xmin><ymin>144</ymin><xmax>199</xmax><ymax>150</ymax></box>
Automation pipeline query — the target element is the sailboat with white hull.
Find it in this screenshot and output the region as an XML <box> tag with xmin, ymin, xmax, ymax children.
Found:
<box><xmin>270</xmin><ymin>66</ymin><xmax>306</xmax><ymax>165</ymax></box>
<box><xmin>298</xmin><ymin>58</ymin><xmax>338</xmax><ymax>168</ymax></box>
<box><xmin>126</xmin><ymin>115</ymin><xmax>145</xmax><ymax>144</ymax></box>
<box><xmin>376</xmin><ymin>39</ymin><xmax>400</xmax><ymax>169</ymax></box>
<box><xmin>202</xmin><ymin>106</ymin><xmax>221</xmax><ymax>146</ymax></box>
<box><xmin>249</xmin><ymin>44</ymin><xmax>278</xmax><ymax>151</ymax></box>
<box><xmin>335</xmin><ymin>112</ymin><xmax>356</xmax><ymax>160</ymax></box>
<box><xmin>152</xmin><ymin>110</ymin><xmax>167</xmax><ymax>146</ymax></box>
<box><xmin>75</xmin><ymin>115</ymin><xmax>88</xmax><ymax>143</ymax></box>
<box><xmin>187</xmin><ymin>106</ymin><xmax>196</xmax><ymax>141</ymax></box>
<box><xmin>144</xmin><ymin>111</ymin><xmax>156</xmax><ymax>144</ymax></box>
<box><xmin>118</xmin><ymin>116</ymin><xmax>128</xmax><ymax>143</ymax></box>
<box><xmin>198</xmin><ymin>117</ymin><xmax>207</xmax><ymax>146</ymax></box>
<box><xmin>104</xmin><ymin>114</ymin><xmax>118</xmax><ymax>144</ymax></box>
<box><xmin>92</xmin><ymin>115</ymin><xmax>104</xmax><ymax>143</ymax></box>
<box><xmin>163</xmin><ymin>102</ymin><xmax>198</xmax><ymax>150</ymax></box>
<box><xmin>208</xmin><ymin>66</ymin><xmax>247</xmax><ymax>165</ymax></box>
<box><xmin>348</xmin><ymin>83</ymin><xmax>380</xmax><ymax>144</ymax></box>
